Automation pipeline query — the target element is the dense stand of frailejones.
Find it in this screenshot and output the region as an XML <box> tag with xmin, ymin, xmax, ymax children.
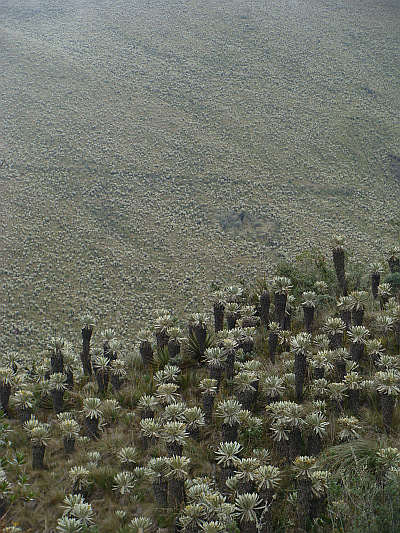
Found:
<box><xmin>1</xmin><ymin>240</ymin><xmax>400</xmax><ymax>532</ymax></box>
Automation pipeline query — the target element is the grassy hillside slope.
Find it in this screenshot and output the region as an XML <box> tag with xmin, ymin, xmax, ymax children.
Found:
<box><xmin>1</xmin><ymin>0</ymin><xmax>400</xmax><ymax>352</ymax></box>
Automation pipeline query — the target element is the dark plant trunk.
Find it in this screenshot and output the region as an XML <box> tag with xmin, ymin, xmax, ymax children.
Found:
<box><xmin>284</xmin><ymin>304</ymin><xmax>292</xmax><ymax>331</ymax></box>
<box><xmin>65</xmin><ymin>369</ymin><xmax>74</xmax><ymax>390</ymax></box>
<box><xmin>237</xmin><ymin>389</ymin><xmax>257</xmax><ymax>411</ymax></box>
<box><xmin>18</xmin><ymin>406</ymin><xmax>32</xmax><ymax>426</ymax></box>
<box><xmin>203</xmin><ymin>394</ymin><xmax>215</xmax><ymax>424</ymax></box>
<box><xmin>141</xmin><ymin>435</ymin><xmax>158</xmax><ymax>449</ymax></box>
<box><xmin>295</xmin><ymin>352</ymin><xmax>307</xmax><ymax>402</ymax></box>
<box><xmin>219</xmin><ymin>464</ymin><xmax>235</xmax><ymax>492</ymax></box>
<box><xmin>81</xmin><ymin>326</ymin><xmax>93</xmax><ymax>376</ymax></box>
<box><xmin>0</xmin><ymin>382</ymin><xmax>11</xmax><ymax>414</ymax></box>
<box><xmin>63</xmin><ymin>435</ymin><xmax>76</xmax><ymax>454</ymax></box>
<box><xmin>111</xmin><ymin>373</ymin><xmax>123</xmax><ymax>392</ymax></box>
<box><xmin>259</xmin><ymin>290</ymin><xmax>270</xmax><ymax>327</ymax></box>
<box><xmin>303</xmin><ymin>306</ymin><xmax>315</xmax><ymax>335</ymax></box>
<box><xmin>388</xmin><ymin>256</ymin><xmax>400</xmax><ymax>273</ymax></box>
<box><xmin>194</xmin><ymin>324</ymin><xmax>207</xmax><ymax>358</ymax></box>
<box><xmin>329</xmin><ymin>332</ymin><xmax>342</xmax><ymax>350</ymax></box>
<box><xmin>307</xmin><ymin>432</ymin><xmax>322</xmax><ymax>456</ymax></box>
<box><xmin>168</xmin><ymin>478</ymin><xmax>185</xmax><ymax>509</ymax></box>
<box><xmin>209</xmin><ymin>367</ymin><xmax>222</xmax><ymax>390</ymax></box>
<box><xmin>240</xmin><ymin>519</ymin><xmax>258</xmax><ymax>533</ymax></box>
<box><xmin>51</xmin><ymin>351</ymin><xmax>64</xmax><ymax>375</ymax></box>
<box><xmin>95</xmin><ymin>368</ymin><xmax>109</xmax><ymax>396</ymax></box>
<box><xmin>167</xmin><ymin>442</ymin><xmax>183</xmax><ymax>457</ymax></box>
<box><xmin>297</xmin><ymin>478</ymin><xmax>312</xmax><ymax>532</ymax></box>
<box><xmin>238</xmin><ymin>479</ymin><xmax>256</xmax><ymax>495</ymax></box>
<box><xmin>310</xmin><ymin>495</ymin><xmax>325</xmax><ymax>523</ymax></box>
<box><xmin>168</xmin><ymin>339</ymin><xmax>181</xmax><ymax>361</ymax></box>
<box><xmin>221</xmin><ymin>422</ymin><xmax>238</xmax><ymax>442</ymax></box>
<box><xmin>188</xmin><ymin>426</ymin><xmax>200</xmax><ymax>440</ymax></box>
<box><xmin>313</xmin><ymin>367</ymin><xmax>324</xmax><ymax>380</ymax></box>
<box><xmin>242</xmin><ymin>317</ymin><xmax>257</xmax><ymax>328</ymax></box>
<box><xmin>239</xmin><ymin>337</ymin><xmax>254</xmax><ymax>354</ymax></box>
<box><xmin>268</xmin><ymin>331</ymin><xmax>278</xmax><ymax>365</ymax></box>
<box><xmin>352</xmin><ymin>308</ymin><xmax>364</xmax><ymax>326</ymax></box>
<box><xmin>274</xmin><ymin>293</ymin><xmax>287</xmax><ymax>330</ymax></box>
<box><xmin>153</xmin><ymin>480</ymin><xmax>168</xmax><ymax>508</ymax></box>
<box><xmin>259</xmin><ymin>489</ymin><xmax>274</xmax><ymax>533</ymax></box>
<box><xmin>0</xmin><ymin>497</ymin><xmax>7</xmax><ymax>518</ymax></box>
<box><xmin>348</xmin><ymin>389</ymin><xmax>360</xmax><ymax>415</ymax></box>
<box><xmin>214</xmin><ymin>302</ymin><xmax>225</xmax><ymax>333</ymax></box>
<box><xmin>156</xmin><ymin>330</ymin><xmax>170</xmax><ymax>355</ymax></box>
<box><xmin>289</xmin><ymin>427</ymin><xmax>302</xmax><ymax>461</ymax></box>
<box><xmin>72</xmin><ymin>482</ymin><xmax>89</xmax><ymax>499</ymax></box>
<box><xmin>372</xmin><ymin>273</ymin><xmax>380</xmax><ymax>299</ymax></box>
<box><xmin>141</xmin><ymin>408</ymin><xmax>154</xmax><ymax>420</ymax></box>
<box><xmin>330</xmin><ymin>399</ymin><xmax>343</xmax><ymax>415</ymax></box>
<box><xmin>340</xmin><ymin>310</ymin><xmax>352</xmax><ymax>330</ymax></box>
<box><xmin>333</xmin><ymin>248</ymin><xmax>347</xmax><ymax>296</ymax></box>
<box><xmin>32</xmin><ymin>443</ymin><xmax>45</xmax><ymax>470</ymax></box>
<box><xmin>226</xmin><ymin>313</ymin><xmax>237</xmax><ymax>330</ymax></box>
<box><xmin>51</xmin><ymin>388</ymin><xmax>64</xmax><ymax>414</ymax></box>
<box><xmin>350</xmin><ymin>342</ymin><xmax>364</xmax><ymax>363</ymax></box>
<box><xmin>85</xmin><ymin>416</ymin><xmax>99</xmax><ymax>439</ymax></box>
<box><xmin>276</xmin><ymin>439</ymin><xmax>289</xmax><ymax>463</ymax></box>
<box><xmin>335</xmin><ymin>359</ymin><xmax>347</xmax><ymax>382</ymax></box>
<box><xmin>225</xmin><ymin>350</ymin><xmax>235</xmax><ymax>380</ymax></box>
<box><xmin>139</xmin><ymin>340</ymin><xmax>154</xmax><ymax>368</ymax></box>
<box><xmin>381</xmin><ymin>393</ymin><xmax>395</xmax><ymax>433</ymax></box>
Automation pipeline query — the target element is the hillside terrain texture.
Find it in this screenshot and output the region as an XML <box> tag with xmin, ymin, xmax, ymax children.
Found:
<box><xmin>0</xmin><ymin>0</ymin><xmax>400</xmax><ymax>350</ymax></box>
